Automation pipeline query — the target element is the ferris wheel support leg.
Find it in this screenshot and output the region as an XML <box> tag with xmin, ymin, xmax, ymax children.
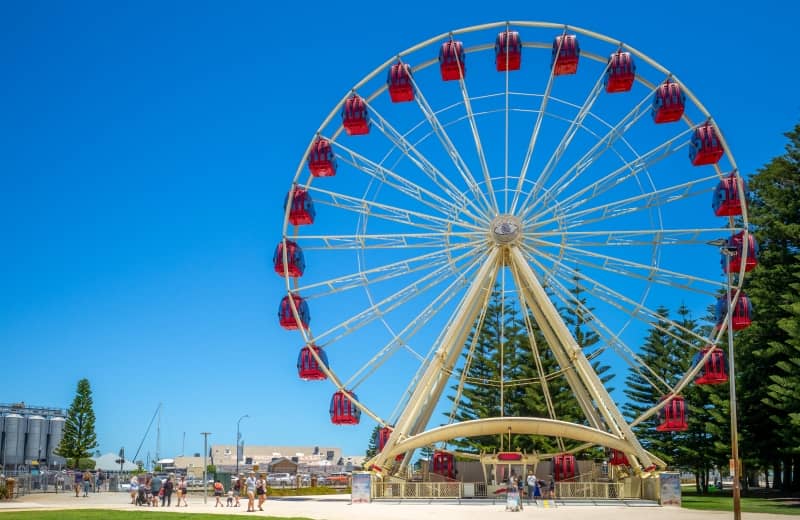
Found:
<box><xmin>371</xmin><ymin>247</ymin><xmax>502</xmax><ymax>472</ymax></box>
<box><xmin>508</xmin><ymin>246</ymin><xmax>655</xmax><ymax>471</ymax></box>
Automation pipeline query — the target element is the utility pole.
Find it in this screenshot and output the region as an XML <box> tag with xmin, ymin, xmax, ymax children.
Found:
<box><xmin>201</xmin><ymin>432</ymin><xmax>211</xmax><ymax>504</ymax></box>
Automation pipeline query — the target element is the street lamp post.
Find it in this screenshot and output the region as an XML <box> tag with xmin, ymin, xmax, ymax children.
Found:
<box><xmin>201</xmin><ymin>432</ymin><xmax>211</xmax><ymax>505</ymax></box>
<box><xmin>708</xmin><ymin>238</ymin><xmax>741</xmax><ymax>520</ymax></box>
<box><xmin>236</xmin><ymin>415</ymin><xmax>250</xmax><ymax>477</ymax></box>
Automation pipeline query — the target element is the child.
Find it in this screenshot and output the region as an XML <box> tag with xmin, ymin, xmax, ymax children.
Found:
<box><xmin>213</xmin><ymin>480</ymin><xmax>224</xmax><ymax>507</ymax></box>
<box><xmin>226</xmin><ymin>490</ymin><xmax>234</xmax><ymax>507</ymax></box>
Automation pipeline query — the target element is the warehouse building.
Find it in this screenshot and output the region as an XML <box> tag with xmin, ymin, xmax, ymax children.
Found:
<box><xmin>0</xmin><ymin>402</ymin><xmax>66</xmax><ymax>470</ymax></box>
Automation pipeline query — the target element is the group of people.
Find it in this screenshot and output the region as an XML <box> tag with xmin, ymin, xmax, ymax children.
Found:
<box><xmin>507</xmin><ymin>472</ymin><xmax>555</xmax><ymax>506</ymax></box>
<box><xmin>214</xmin><ymin>471</ymin><xmax>268</xmax><ymax>512</ymax></box>
<box><xmin>129</xmin><ymin>473</ymin><xmax>188</xmax><ymax>507</ymax></box>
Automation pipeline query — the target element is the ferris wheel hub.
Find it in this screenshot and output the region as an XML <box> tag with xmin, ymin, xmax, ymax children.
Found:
<box><xmin>490</xmin><ymin>215</ymin><xmax>523</xmax><ymax>245</ymax></box>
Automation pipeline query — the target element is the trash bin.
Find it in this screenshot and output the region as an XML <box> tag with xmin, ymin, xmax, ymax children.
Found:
<box><xmin>6</xmin><ymin>478</ymin><xmax>15</xmax><ymax>499</ymax></box>
<box><xmin>109</xmin><ymin>476</ymin><xmax>119</xmax><ymax>492</ymax></box>
<box><xmin>311</xmin><ymin>475</ymin><xmax>317</xmax><ymax>488</ymax></box>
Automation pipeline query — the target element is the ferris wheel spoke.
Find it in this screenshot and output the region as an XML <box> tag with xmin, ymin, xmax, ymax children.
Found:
<box><xmin>522</xmin><ymin>90</ymin><xmax>655</xmax><ymax>214</ymax></box>
<box><xmin>525</xmin><ymin>236</ymin><xmax>723</xmax><ymax>296</ymax></box>
<box><xmin>344</xmin><ymin>252</ymin><xmax>488</xmax><ymax>393</ymax></box>
<box><xmin>519</xmin><ymin>247</ymin><xmax>673</xmax><ymax>394</ymax></box>
<box><xmin>365</xmin><ymin>105</ymin><xmax>489</xmax><ymax>222</ymax></box>
<box><xmin>525</xmin><ymin>127</ymin><xmax>695</xmax><ymax>225</ymax></box>
<box><xmin>296</xmin><ymin>242</ymin><xmax>483</xmax><ymax>300</ymax></box>
<box><xmin>307</xmin><ymin>185</ymin><xmax>484</xmax><ymax>233</ymax></box>
<box><xmin>529</xmin><ymin>227</ymin><xmax>742</xmax><ymax>248</ymax></box>
<box><xmin>409</xmin><ymin>74</ymin><xmax>494</xmax><ymax>217</ymax></box>
<box><xmin>332</xmin><ymin>141</ymin><xmax>473</xmax><ymax>221</ymax></box>
<box><xmin>294</xmin><ymin>231</ymin><xmax>485</xmax><ymax>251</ymax></box>
<box><xmin>311</xmin><ymin>245</ymin><xmax>486</xmax><ymax>345</ymax></box>
<box><xmin>509</xmin><ymin>44</ymin><xmax>560</xmax><ymax>214</ymax></box>
<box><xmin>521</xmin><ymin>244</ymin><xmax>711</xmax><ymax>349</ymax></box>
<box><xmin>515</xmin><ymin>65</ymin><xmax>609</xmax><ymax>215</ymax></box>
<box><xmin>530</xmin><ymin>172</ymin><xmax>718</xmax><ymax>231</ymax></box>
<box><xmin>454</xmin><ymin>57</ymin><xmax>499</xmax><ymax>214</ymax></box>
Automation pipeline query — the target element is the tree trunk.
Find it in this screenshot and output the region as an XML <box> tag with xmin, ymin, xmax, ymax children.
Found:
<box><xmin>773</xmin><ymin>459</ymin><xmax>782</xmax><ymax>489</ymax></box>
<box><xmin>782</xmin><ymin>456</ymin><xmax>792</xmax><ymax>492</ymax></box>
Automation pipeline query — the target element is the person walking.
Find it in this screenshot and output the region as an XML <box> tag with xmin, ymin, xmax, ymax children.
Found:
<box><xmin>256</xmin><ymin>473</ymin><xmax>267</xmax><ymax>511</ymax></box>
<box><xmin>150</xmin><ymin>474</ymin><xmax>162</xmax><ymax>507</ymax></box>
<box><xmin>176</xmin><ymin>475</ymin><xmax>188</xmax><ymax>506</ymax></box>
<box><xmin>73</xmin><ymin>471</ymin><xmax>82</xmax><ymax>498</ymax></box>
<box><xmin>162</xmin><ymin>475</ymin><xmax>174</xmax><ymax>507</ymax></box>
<box><xmin>245</xmin><ymin>471</ymin><xmax>257</xmax><ymax>512</ymax></box>
<box><xmin>232</xmin><ymin>475</ymin><xmax>242</xmax><ymax>507</ymax></box>
<box><xmin>526</xmin><ymin>472</ymin><xmax>537</xmax><ymax>504</ymax></box>
<box><xmin>82</xmin><ymin>470</ymin><xmax>92</xmax><ymax>497</ymax></box>
<box><xmin>213</xmin><ymin>479</ymin><xmax>225</xmax><ymax>507</ymax></box>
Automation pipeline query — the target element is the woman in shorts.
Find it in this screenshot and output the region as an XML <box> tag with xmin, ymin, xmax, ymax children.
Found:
<box><xmin>245</xmin><ymin>471</ymin><xmax>257</xmax><ymax>512</ymax></box>
<box><xmin>256</xmin><ymin>473</ymin><xmax>267</xmax><ymax>511</ymax></box>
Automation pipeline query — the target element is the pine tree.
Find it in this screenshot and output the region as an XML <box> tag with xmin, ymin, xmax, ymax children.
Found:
<box><xmin>56</xmin><ymin>378</ymin><xmax>98</xmax><ymax>468</ymax></box>
<box><xmin>365</xmin><ymin>425</ymin><xmax>381</xmax><ymax>458</ymax></box>
<box><xmin>736</xmin><ymin>124</ymin><xmax>800</xmax><ymax>489</ymax></box>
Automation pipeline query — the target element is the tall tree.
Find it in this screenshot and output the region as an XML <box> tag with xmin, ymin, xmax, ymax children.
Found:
<box><xmin>736</xmin><ymin>124</ymin><xmax>800</xmax><ymax>490</ymax></box>
<box><xmin>56</xmin><ymin>378</ymin><xmax>98</xmax><ymax>468</ymax></box>
<box><xmin>365</xmin><ymin>425</ymin><xmax>381</xmax><ymax>459</ymax></box>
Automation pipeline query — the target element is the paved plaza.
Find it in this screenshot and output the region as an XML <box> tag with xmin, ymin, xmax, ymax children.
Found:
<box><xmin>0</xmin><ymin>491</ymin><xmax>795</xmax><ymax>520</ymax></box>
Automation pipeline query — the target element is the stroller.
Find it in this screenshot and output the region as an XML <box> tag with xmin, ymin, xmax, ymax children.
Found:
<box><xmin>136</xmin><ymin>485</ymin><xmax>150</xmax><ymax>506</ymax></box>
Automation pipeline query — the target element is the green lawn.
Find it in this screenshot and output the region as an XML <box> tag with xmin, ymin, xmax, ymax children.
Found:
<box><xmin>682</xmin><ymin>493</ymin><xmax>800</xmax><ymax>515</ymax></box>
<box><xmin>0</xmin><ymin>511</ymin><xmax>313</xmax><ymax>520</ymax></box>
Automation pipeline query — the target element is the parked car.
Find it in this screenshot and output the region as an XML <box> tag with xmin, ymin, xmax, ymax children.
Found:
<box><xmin>326</xmin><ymin>472</ymin><xmax>351</xmax><ymax>486</ymax></box>
<box><xmin>268</xmin><ymin>472</ymin><xmax>293</xmax><ymax>486</ymax></box>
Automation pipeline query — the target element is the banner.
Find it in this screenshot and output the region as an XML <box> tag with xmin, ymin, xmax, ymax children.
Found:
<box><xmin>351</xmin><ymin>472</ymin><xmax>371</xmax><ymax>504</ymax></box>
<box><xmin>659</xmin><ymin>472</ymin><xmax>681</xmax><ymax>507</ymax></box>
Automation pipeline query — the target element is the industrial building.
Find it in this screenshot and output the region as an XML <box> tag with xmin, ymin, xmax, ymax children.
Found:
<box><xmin>0</xmin><ymin>402</ymin><xmax>66</xmax><ymax>470</ymax></box>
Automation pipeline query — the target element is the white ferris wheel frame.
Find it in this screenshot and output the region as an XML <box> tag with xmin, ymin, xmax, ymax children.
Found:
<box><xmin>278</xmin><ymin>20</ymin><xmax>750</xmax><ymax>476</ymax></box>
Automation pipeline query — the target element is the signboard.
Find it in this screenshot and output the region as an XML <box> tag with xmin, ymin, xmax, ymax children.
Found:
<box><xmin>659</xmin><ymin>472</ymin><xmax>681</xmax><ymax>507</ymax></box>
<box><xmin>729</xmin><ymin>458</ymin><xmax>736</xmax><ymax>477</ymax></box>
<box><xmin>351</xmin><ymin>471</ymin><xmax>371</xmax><ymax>504</ymax></box>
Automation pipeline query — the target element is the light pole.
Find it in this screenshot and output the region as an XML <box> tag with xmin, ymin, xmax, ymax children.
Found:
<box><xmin>201</xmin><ymin>432</ymin><xmax>211</xmax><ymax>505</ymax></box>
<box><xmin>236</xmin><ymin>415</ymin><xmax>249</xmax><ymax>477</ymax></box>
<box><xmin>708</xmin><ymin>238</ymin><xmax>741</xmax><ymax>520</ymax></box>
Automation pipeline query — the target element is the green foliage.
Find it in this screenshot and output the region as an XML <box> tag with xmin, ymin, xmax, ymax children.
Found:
<box><xmin>206</xmin><ymin>465</ymin><xmax>216</xmax><ymax>474</ymax></box>
<box><xmin>55</xmin><ymin>378</ymin><xmax>98</xmax><ymax>468</ymax></box>
<box><xmin>365</xmin><ymin>425</ymin><xmax>380</xmax><ymax>459</ymax></box>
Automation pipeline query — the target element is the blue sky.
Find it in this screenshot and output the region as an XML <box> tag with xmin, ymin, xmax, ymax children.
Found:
<box><xmin>2</xmin><ymin>0</ymin><xmax>798</xmax><ymax>464</ymax></box>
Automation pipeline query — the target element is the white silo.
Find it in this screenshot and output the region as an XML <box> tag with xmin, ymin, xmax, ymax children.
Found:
<box><xmin>47</xmin><ymin>416</ymin><xmax>66</xmax><ymax>464</ymax></box>
<box><xmin>2</xmin><ymin>413</ymin><xmax>25</xmax><ymax>465</ymax></box>
<box><xmin>25</xmin><ymin>415</ymin><xmax>46</xmax><ymax>462</ymax></box>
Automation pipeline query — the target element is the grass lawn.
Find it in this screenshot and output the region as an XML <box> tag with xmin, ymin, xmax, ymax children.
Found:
<box><xmin>0</xmin><ymin>511</ymin><xmax>314</xmax><ymax>520</ymax></box>
<box><xmin>682</xmin><ymin>493</ymin><xmax>800</xmax><ymax>515</ymax></box>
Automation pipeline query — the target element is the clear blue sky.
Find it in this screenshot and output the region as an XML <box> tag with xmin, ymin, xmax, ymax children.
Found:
<box><xmin>2</xmin><ymin>0</ymin><xmax>798</xmax><ymax>463</ymax></box>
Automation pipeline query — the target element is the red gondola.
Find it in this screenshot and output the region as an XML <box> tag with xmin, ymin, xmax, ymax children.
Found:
<box><xmin>712</xmin><ymin>173</ymin><xmax>745</xmax><ymax>217</ymax></box>
<box><xmin>551</xmin><ymin>34</ymin><xmax>580</xmax><ymax>76</ymax></box>
<box><xmin>439</xmin><ymin>40</ymin><xmax>465</xmax><ymax>81</ymax></box>
<box><xmin>495</xmin><ymin>30</ymin><xmax>521</xmax><ymax>72</ymax></box>
<box><xmin>342</xmin><ymin>94</ymin><xmax>370</xmax><ymax>136</ymax></box>
<box><xmin>722</xmin><ymin>231</ymin><xmax>758</xmax><ymax>274</ymax></box>
<box><xmin>378</xmin><ymin>426</ymin><xmax>393</xmax><ymax>451</ymax></box>
<box><xmin>330</xmin><ymin>390</ymin><xmax>361</xmax><ymax>425</ymax></box>
<box><xmin>278</xmin><ymin>294</ymin><xmax>310</xmax><ymax>330</ymax></box>
<box><xmin>553</xmin><ymin>454</ymin><xmax>576</xmax><ymax>481</ymax></box>
<box><xmin>284</xmin><ymin>188</ymin><xmax>316</xmax><ymax>226</ymax></box>
<box><xmin>432</xmin><ymin>451</ymin><xmax>455</xmax><ymax>479</ymax></box>
<box><xmin>656</xmin><ymin>396</ymin><xmax>688</xmax><ymax>432</ymax></box>
<box><xmin>652</xmin><ymin>80</ymin><xmax>685</xmax><ymax>123</ymax></box>
<box><xmin>716</xmin><ymin>291</ymin><xmax>753</xmax><ymax>330</ymax></box>
<box><xmin>604</xmin><ymin>51</ymin><xmax>635</xmax><ymax>93</ymax></box>
<box><xmin>690</xmin><ymin>122</ymin><xmax>724</xmax><ymax>166</ymax></box>
<box><xmin>609</xmin><ymin>449</ymin><xmax>629</xmax><ymax>466</ymax></box>
<box><xmin>308</xmin><ymin>137</ymin><xmax>337</xmax><ymax>177</ymax></box>
<box><xmin>693</xmin><ymin>346</ymin><xmax>728</xmax><ymax>385</ymax></box>
<box><xmin>273</xmin><ymin>239</ymin><xmax>305</xmax><ymax>278</ymax></box>
<box><xmin>387</xmin><ymin>61</ymin><xmax>414</xmax><ymax>103</ymax></box>
<box><xmin>297</xmin><ymin>344</ymin><xmax>328</xmax><ymax>380</ymax></box>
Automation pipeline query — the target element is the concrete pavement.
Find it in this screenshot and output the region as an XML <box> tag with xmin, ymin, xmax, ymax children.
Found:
<box><xmin>0</xmin><ymin>491</ymin><xmax>794</xmax><ymax>520</ymax></box>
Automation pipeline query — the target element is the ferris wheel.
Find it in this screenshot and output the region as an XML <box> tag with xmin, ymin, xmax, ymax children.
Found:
<box><xmin>276</xmin><ymin>21</ymin><xmax>754</xmax><ymax>477</ymax></box>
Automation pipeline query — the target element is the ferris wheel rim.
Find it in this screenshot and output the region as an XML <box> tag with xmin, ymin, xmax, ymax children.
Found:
<box><xmin>278</xmin><ymin>21</ymin><xmax>749</xmax><ymax>465</ymax></box>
